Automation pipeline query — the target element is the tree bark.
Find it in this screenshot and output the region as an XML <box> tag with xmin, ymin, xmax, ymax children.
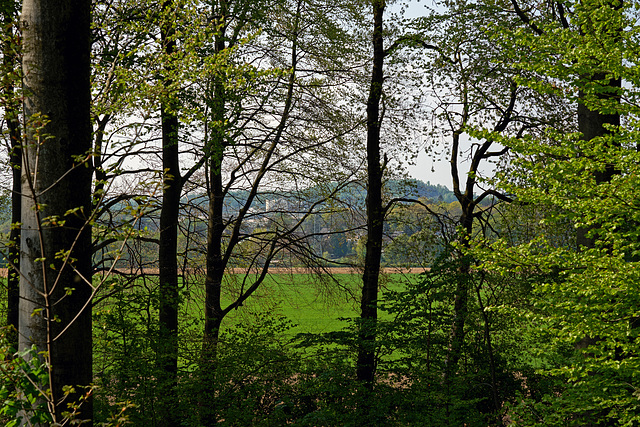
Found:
<box><xmin>200</xmin><ymin>6</ymin><xmax>228</xmax><ymax>424</ymax></box>
<box><xmin>442</xmin><ymin>206</ymin><xmax>473</xmax><ymax>386</ymax></box>
<box><xmin>203</xmin><ymin>37</ymin><xmax>227</xmax><ymax>350</ymax></box>
<box><xmin>200</xmin><ymin>80</ymin><xmax>225</xmax><ymax>427</ymax></box>
<box><xmin>356</xmin><ymin>0</ymin><xmax>385</xmax><ymax>393</ymax></box>
<box><xmin>157</xmin><ymin>2</ymin><xmax>182</xmax><ymax>425</ymax></box>
<box><xmin>573</xmin><ymin>20</ymin><xmax>621</xmax><ymax>427</ymax></box>
<box><xmin>1</xmin><ymin>1</ymin><xmax>20</xmax><ymax>349</ymax></box>
<box><xmin>576</xmin><ymin>74</ymin><xmax>621</xmax><ymax>248</ymax></box>
<box><xmin>442</xmin><ymin>80</ymin><xmax>516</xmax><ymax>398</ymax></box>
<box><xmin>20</xmin><ymin>0</ymin><xmax>93</xmax><ymax>423</ymax></box>
<box><xmin>574</xmin><ymin>15</ymin><xmax>621</xmax><ymax>427</ymax></box>
<box><xmin>199</xmin><ymin>4</ymin><xmax>301</xmax><ymax>423</ymax></box>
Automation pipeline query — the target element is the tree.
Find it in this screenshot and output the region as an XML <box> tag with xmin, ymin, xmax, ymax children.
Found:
<box><xmin>478</xmin><ymin>0</ymin><xmax>640</xmax><ymax>423</ymax></box>
<box><xmin>161</xmin><ymin>0</ymin><xmax>367</xmax><ymax>423</ymax></box>
<box><xmin>0</xmin><ymin>0</ymin><xmax>20</xmax><ymax>350</ymax></box>
<box><xmin>351</xmin><ymin>1</ymin><xmax>576</xmax><ymax>420</ymax></box>
<box><xmin>157</xmin><ymin>1</ymin><xmax>182</xmax><ymax>424</ymax></box>
<box><xmin>78</xmin><ymin>1</ymin><xmax>368</xmax><ymax>422</ymax></box>
<box><xmin>19</xmin><ymin>0</ymin><xmax>93</xmax><ymax>423</ymax></box>
<box><xmin>356</xmin><ymin>0</ymin><xmax>385</xmax><ymax>397</ymax></box>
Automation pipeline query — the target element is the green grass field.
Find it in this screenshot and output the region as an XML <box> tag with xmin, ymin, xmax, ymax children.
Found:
<box><xmin>180</xmin><ymin>272</ymin><xmax>421</xmax><ymax>335</ymax></box>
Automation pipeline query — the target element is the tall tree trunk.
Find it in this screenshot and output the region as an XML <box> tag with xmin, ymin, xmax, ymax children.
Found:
<box><xmin>157</xmin><ymin>2</ymin><xmax>181</xmax><ymax>425</ymax></box>
<box><xmin>573</xmin><ymin>5</ymin><xmax>621</xmax><ymax>362</ymax></box>
<box><xmin>200</xmin><ymin>105</ymin><xmax>225</xmax><ymax>427</ymax></box>
<box><xmin>6</xmin><ymin>105</ymin><xmax>20</xmax><ymax>348</ymax></box>
<box><xmin>200</xmin><ymin>9</ymin><xmax>228</xmax><ymax>422</ymax></box>
<box><xmin>1</xmin><ymin>1</ymin><xmax>20</xmax><ymax>350</ymax></box>
<box><xmin>573</xmin><ymin>17</ymin><xmax>621</xmax><ymax>427</ymax></box>
<box><xmin>441</xmin><ymin>80</ymin><xmax>515</xmax><ymax>412</ymax></box>
<box><xmin>198</xmin><ymin>5</ymin><xmax>302</xmax><ymax>423</ymax></box>
<box><xmin>20</xmin><ymin>0</ymin><xmax>93</xmax><ymax>423</ymax></box>
<box><xmin>357</xmin><ymin>0</ymin><xmax>385</xmax><ymax>393</ymax></box>
<box><xmin>203</xmin><ymin>58</ymin><xmax>226</xmax><ymax>351</ymax></box>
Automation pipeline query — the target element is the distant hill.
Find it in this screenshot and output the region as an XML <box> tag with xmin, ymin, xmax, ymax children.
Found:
<box><xmin>386</xmin><ymin>179</ymin><xmax>457</xmax><ymax>203</ymax></box>
<box><xmin>182</xmin><ymin>178</ymin><xmax>457</xmax><ymax>215</ymax></box>
<box><xmin>11</xmin><ymin>178</ymin><xmax>457</xmax><ymax>236</ymax></box>
<box><xmin>287</xmin><ymin>178</ymin><xmax>457</xmax><ymax>208</ymax></box>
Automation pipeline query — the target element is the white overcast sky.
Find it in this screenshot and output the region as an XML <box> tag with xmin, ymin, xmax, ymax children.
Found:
<box><xmin>393</xmin><ymin>0</ymin><xmax>500</xmax><ymax>190</ymax></box>
<box><xmin>391</xmin><ymin>0</ymin><xmax>454</xmax><ymax>189</ymax></box>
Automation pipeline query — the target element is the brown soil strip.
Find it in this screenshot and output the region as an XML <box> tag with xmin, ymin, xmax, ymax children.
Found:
<box><xmin>0</xmin><ymin>266</ymin><xmax>428</xmax><ymax>278</ymax></box>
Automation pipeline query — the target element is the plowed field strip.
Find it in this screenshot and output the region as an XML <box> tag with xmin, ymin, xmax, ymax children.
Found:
<box><xmin>0</xmin><ymin>267</ymin><xmax>428</xmax><ymax>277</ymax></box>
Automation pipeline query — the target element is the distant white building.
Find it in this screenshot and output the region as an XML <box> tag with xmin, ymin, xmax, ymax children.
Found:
<box><xmin>266</xmin><ymin>198</ymin><xmax>289</xmax><ymax>212</ymax></box>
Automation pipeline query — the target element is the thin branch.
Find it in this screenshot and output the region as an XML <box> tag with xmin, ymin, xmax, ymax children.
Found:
<box><xmin>510</xmin><ymin>0</ymin><xmax>544</xmax><ymax>35</ymax></box>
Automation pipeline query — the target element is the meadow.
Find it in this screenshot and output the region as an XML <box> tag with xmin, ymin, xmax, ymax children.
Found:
<box><xmin>171</xmin><ymin>271</ymin><xmax>424</xmax><ymax>337</ymax></box>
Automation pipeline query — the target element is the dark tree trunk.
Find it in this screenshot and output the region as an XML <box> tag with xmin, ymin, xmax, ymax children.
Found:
<box><xmin>442</xmin><ymin>205</ymin><xmax>473</xmax><ymax>386</ymax></box>
<box><xmin>20</xmin><ymin>0</ymin><xmax>93</xmax><ymax>423</ymax></box>
<box><xmin>576</xmin><ymin>74</ymin><xmax>621</xmax><ymax>248</ymax></box>
<box><xmin>1</xmin><ymin>2</ymin><xmax>20</xmax><ymax>349</ymax></box>
<box><xmin>356</xmin><ymin>0</ymin><xmax>385</xmax><ymax>393</ymax></box>
<box><xmin>6</xmin><ymin>110</ymin><xmax>20</xmax><ymax>348</ymax></box>
<box><xmin>573</xmin><ymin>33</ymin><xmax>621</xmax><ymax>427</ymax></box>
<box><xmin>442</xmin><ymin>81</ymin><xmax>515</xmax><ymax>399</ymax></box>
<box><xmin>157</xmin><ymin>2</ymin><xmax>182</xmax><ymax>425</ymax></box>
<box><xmin>204</xmin><ymin>159</ymin><xmax>224</xmax><ymax>347</ymax></box>
<box><xmin>203</xmin><ymin>65</ymin><xmax>226</xmax><ymax>349</ymax></box>
<box><xmin>200</xmin><ymin>133</ymin><xmax>225</xmax><ymax>426</ymax></box>
<box><xmin>198</xmin><ymin>4</ymin><xmax>300</xmax><ymax>423</ymax></box>
<box><xmin>200</xmin><ymin>16</ymin><xmax>228</xmax><ymax>424</ymax></box>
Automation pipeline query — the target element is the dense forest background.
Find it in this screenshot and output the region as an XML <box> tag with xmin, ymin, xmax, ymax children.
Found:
<box><xmin>0</xmin><ymin>0</ymin><xmax>638</xmax><ymax>425</ymax></box>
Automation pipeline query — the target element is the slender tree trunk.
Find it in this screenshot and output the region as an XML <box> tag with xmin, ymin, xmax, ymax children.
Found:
<box><xmin>204</xmin><ymin>158</ymin><xmax>224</xmax><ymax>347</ymax></box>
<box><xmin>475</xmin><ymin>274</ymin><xmax>501</xmax><ymax>415</ymax></box>
<box><xmin>1</xmin><ymin>2</ymin><xmax>20</xmax><ymax>349</ymax></box>
<box><xmin>200</xmin><ymin>15</ymin><xmax>228</xmax><ymax>422</ymax></box>
<box><xmin>92</xmin><ymin>115</ymin><xmax>110</xmax><ymax>208</ymax></box>
<box><xmin>20</xmin><ymin>0</ymin><xmax>93</xmax><ymax>423</ymax></box>
<box><xmin>198</xmin><ymin>4</ymin><xmax>300</xmax><ymax>423</ymax></box>
<box><xmin>442</xmin><ymin>205</ymin><xmax>473</xmax><ymax>386</ymax></box>
<box><xmin>356</xmin><ymin>0</ymin><xmax>385</xmax><ymax>396</ymax></box>
<box><xmin>157</xmin><ymin>2</ymin><xmax>181</xmax><ymax>424</ymax></box>
<box><xmin>203</xmin><ymin>65</ymin><xmax>226</xmax><ymax>349</ymax></box>
<box><xmin>6</xmin><ymin>109</ymin><xmax>20</xmax><ymax>348</ymax></box>
<box><xmin>442</xmin><ymin>81</ymin><xmax>515</xmax><ymax>399</ymax></box>
<box><xmin>201</xmin><ymin>145</ymin><xmax>225</xmax><ymax>427</ymax></box>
